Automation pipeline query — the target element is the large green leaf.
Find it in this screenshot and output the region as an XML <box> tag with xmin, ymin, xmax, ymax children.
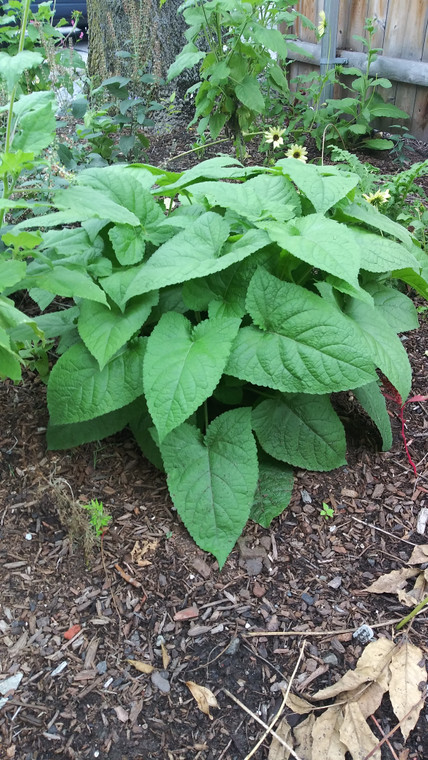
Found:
<box><xmin>227</xmin><ymin>268</ymin><xmax>376</xmax><ymax>393</ymax></box>
<box><xmin>354</xmin><ymin>383</ymin><xmax>392</xmax><ymax>452</ymax></box>
<box><xmin>108</xmin><ymin>224</ymin><xmax>146</xmax><ymax>265</ymax></box>
<box><xmin>129</xmin><ymin>396</ymin><xmax>164</xmax><ymax>470</ymax></box>
<box><xmin>345</xmin><ymin>298</ymin><xmax>412</xmax><ymax>401</ymax></box>
<box><xmin>250</xmin><ymin>453</ymin><xmax>294</xmax><ymax>528</ymax></box>
<box><xmin>351</xmin><ymin>228</ymin><xmax>419</xmax><ymax>272</ymax></box>
<box><xmin>367</xmin><ymin>284</ymin><xmax>419</xmax><ymax>333</ymax></box>
<box><xmin>235</xmin><ymin>75</ymin><xmax>265</xmax><ymax>113</ymax></box>
<box><xmin>0</xmin><ymin>260</ymin><xmax>26</xmax><ymax>289</ymax></box>
<box><xmin>337</xmin><ymin>202</ymin><xmax>412</xmax><ymax>247</ymax></box>
<box><xmin>160</xmin><ymin>408</ymin><xmax>258</xmax><ymax>568</ymax></box>
<box><xmin>0</xmin><ymin>50</ymin><xmax>43</xmax><ymax>90</ymax></box>
<box><xmin>78</xmin><ymin>292</ymin><xmax>158</xmax><ymax>370</ymax></box>
<box><xmin>13</xmin><ymin>101</ymin><xmax>56</xmax><ymax>155</ymax></box>
<box><xmin>251</xmin><ymin>24</ymin><xmax>289</xmax><ymax>58</ymax></box>
<box><xmin>0</xmin><ymin>336</ymin><xmax>22</xmax><ymax>381</ymax></box>
<box><xmin>262</xmin><ymin>214</ymin><xmax>361</xmax><ymax>287</ymax></box>
<box><xmin>47</xmin><ymin>404</ymin><xmax>133</xmax><ymax>450</ymax></box>
<box><xmin>167</xmin><ymin>50</ymin><xmax>205</xmax><ymax>81</ymax></box>
<box><xmin>144</xmin><ymin>312</ymin><xmax>240</xmax><ymax>441</ymax></box>
<box><xmin>190</xmin><ymin>174</ymin><xmax>301</xmax><ymax>222</ymax></box>
<box><xmin>24</xmin><ymin>266</ymin><xmax>108</xmax><ymax>305</ymax></box>
<box><xmin>104</xmin><ymin>222</ymin><xmax>269</xmax><ymax>308</ymax></box>
<box><xmin>393</xmin><ymin>242</ymin><xmax>428</xmax><ymax>300</ymax></box>
<box><xmin>48</xmin><ymin>338</ymin><xmax>146</xmax><ymax>425</ymax></box>
<box><xmin>55</xmin><ymin>186</ymin><xmax>141</xmax><ymax>226</ymax></box>
<box><xmin>276</xmin><ymin>159</ymin><xmax>359</xmax><ymax>213</ymax></box>
<box><xmin>252</xmin><ymin>394</ymin><xmax>346</xmax><ymax>471</ymax></box>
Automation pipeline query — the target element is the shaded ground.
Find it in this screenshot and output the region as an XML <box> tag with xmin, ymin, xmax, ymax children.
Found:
<box><xmin>1</xmin><ymin>132</ymin><xmax>428</xmax><ymax>760</ymax></box>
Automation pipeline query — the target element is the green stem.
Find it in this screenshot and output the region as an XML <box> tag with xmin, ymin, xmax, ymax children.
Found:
<box><xmin>0</xmin><ymin>0</ymin><xmax>32</xmax><ymax>229</ymax></box>
<box><xmin>396</xmin><ymin>594</ymin><xmax>428</xmax><ymax>630</ymax></box>
<box><xmin>166</xmin><ymin>131</ymin><xmax>263</xmax><ymax>163</ymax></box>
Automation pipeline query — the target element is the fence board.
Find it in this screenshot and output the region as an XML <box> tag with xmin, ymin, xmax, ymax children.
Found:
<box><xmin>290</xmin><ymin>0</ymin><xmax>428</xmax><ymax>138</ymax></box>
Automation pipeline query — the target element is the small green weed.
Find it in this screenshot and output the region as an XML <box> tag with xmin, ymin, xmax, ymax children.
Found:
<box><xmin>320</xmin><ymin>503</ymin><xmax>334</xmax><ymax>520</ymax></box>
<box><xmin>81</xmin><ymin>498</ymin><xmax>111</xmax><ymax>539</ymax></box>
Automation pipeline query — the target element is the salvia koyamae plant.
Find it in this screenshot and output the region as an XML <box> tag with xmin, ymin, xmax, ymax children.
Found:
<box><xmin>166</xmin><ymin>0</ymin><xmax>312</xmax><ymax>146</ymax></box>
<box><xmin>7</xmin><ymin>156</ymin><xmax>428</xmax><ymax>566</ymax></box>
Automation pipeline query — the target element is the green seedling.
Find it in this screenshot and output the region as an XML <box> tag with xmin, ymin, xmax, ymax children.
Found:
<box><xmin>320</xmin><ymin>502</ymin><xmax>334</xmax><ymax>520</ymax></box>
<box><xmin>81</xmin><ymin>498</ymin><xmax>111</xmax><ymax>539</ymax></box>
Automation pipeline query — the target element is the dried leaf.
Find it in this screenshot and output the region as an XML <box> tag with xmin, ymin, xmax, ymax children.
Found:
<box><xmin>408</xmin><ymin>544</ymin><xmax>428</xmax><ymax>565</ymax></box>
<box><xmin>365</xmin><ymin>568</ymin><xmax>419</xmax><ymax>595</ymax></box>
<box><xmin>389</xmin><ymin>641</ymin><xmax>426</xmax><ymax>741</ymax></box>
<box><xmin>174</xmin><ymin>606</ymin><xmax>199</xmax><ymax>621</ymax></box>
<box><xmin>161</xmin><ymin>642</ymin><xmax>171</xmax><ymax>669</ymax></box>
<box><xmin>186</xmin><ymin>681</ymin><xmax>219</xmax><ymax>719</ymax></box>
<box><xmin>311</xmin><ymin>706</ymin><xmax>347</xmax><ymax>760</ymax></box>
<box><xmin>268</xmin><ymin>716</ymin><xmax>292</xmax><ymax>760</ymax></box>
<box><xmin>313</xmin><ymin>639</ymin><xmax>394</xmax><ymax>701</ymax></box>
<box><xmin>339</xmin><ymin>702</ymin><xmax>381</xmax><ymax>760</ymax></box>
<box><xmin>293</xmin><ymin>713</ymin><xmax>315</xmax><ymax>760</ymax></box>
<box><xmin>127</xmin><ymin>659</ymin><xmax>154</xmax><ymax>674</ymax></box>
<box><xmin>342</xmin><ymin>681</ymin><xmax>387</xmax><ymax>720</ymax></box>
<box><xmin>131</xmin><ymin>539</ymin><xmax>159</xmax><ymax>566</ymax></box>
<box><xmin>285</xmin><ymin>692</ymin><xmax>315</xmax><ymax>715</ymax></box>
<box><xmin>397</xmin><ymin>572</ymin><xmax>427</xmax><ymax>607</ymax></box>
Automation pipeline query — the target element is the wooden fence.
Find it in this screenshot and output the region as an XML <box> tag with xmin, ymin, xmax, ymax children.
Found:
<box><xmin>289</xmin><ymin>0</ymin><xmax>428</xmax><ymax>139</ymax></box>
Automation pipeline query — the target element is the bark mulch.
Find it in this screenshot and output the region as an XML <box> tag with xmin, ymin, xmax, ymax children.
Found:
<box><xmin>1</xmin><ymin>133</ymin><xmax>427</xmax><ymax>760</ymax></box>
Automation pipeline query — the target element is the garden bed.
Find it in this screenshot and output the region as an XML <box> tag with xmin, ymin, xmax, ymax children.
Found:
<box><xmin>1</xmin><ymin>134</ymin><xmax>428</xmax><ymax>760</ymax></box>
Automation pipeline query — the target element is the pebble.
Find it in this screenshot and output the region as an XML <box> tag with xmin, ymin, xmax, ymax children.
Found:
<box><xmin>225</xmin><ymin>637</ymin><xmax>240</xmax><ymax>656</ymax></box>
<box><xmin>353</xmin><ymin>624</ymin><xmax>375</xmax><ymax>645</ymax></box>
<box><xmin>323</xmin><ymin>653</ymin><xmax>339</xmax><ymax>666</ymax></box>
<box><xmin>245</xmin><ymin>558</ymin><xmax>263</xmax><ymax>576</ymax></box>
<box><xmin>301</xmin><ymin>489</ymin><xmax>312</xmax><ymax>504</ymax></box>
<box><xmin>301</xmin><ymin>592</ymin><xmax>314</xmax><ymax>606</ymax></box>
<box><xmin>151</xmin><ymin>671</ymin><xmax>170</xmax><ymax>694</ymax></box>
<box><xmin>328</xmin><ymin>576</ymin><xmax>342</xmax><ymax>589</ymax></box>
<box><xmin>96</xmin><ymin>660</ymin><xmax>107</xmax><ymax>675</ymax></box>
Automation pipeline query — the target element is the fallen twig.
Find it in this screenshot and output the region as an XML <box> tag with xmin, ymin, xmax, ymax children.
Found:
<box><xmin>243</xmin><ymin>619</ymin><xmax>404</xmax><ymax>638</ymax></box>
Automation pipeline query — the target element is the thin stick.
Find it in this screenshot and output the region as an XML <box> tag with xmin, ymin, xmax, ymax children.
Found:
<box><xmin>369</xmin><ymin>715</ymin><xmax>400</xmax><ymax>760</ymax></box>
<box><xmin>223</xmin><ymin>689</ymin><xmax>303</xmax><ymax>760</ymax></box>
<box><xmin>243</xmin><ymin>619</ymin><xmax>404</xmax><ymax>638</ymax></box>
<box><xmin>348</xmin><ymin>515</ymin><xmax>417</xmax><ymax>546</ymax></box>
<box><xmin>244</xmin><ymin>641</ymin><xmax>307</xmax><ymax>760</ymax></box>
<box><xmin>363</xmin><ymin>696</ymin><xmax>426</xmax><ymax>760</ymax></box>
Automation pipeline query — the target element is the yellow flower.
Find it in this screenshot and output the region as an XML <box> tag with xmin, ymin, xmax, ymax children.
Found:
<box><xmin>264</xmin><ymin>126</ymin><xmax>286</xmax><ymax>149</ymax></box>
<box><xmin>318</xmin><ymin>10</ymin><xmax>327</xmax><ymax>38</ymax></box>
<box><xmin>362</xmin><ymin>188</ymin><xmax>391</xmax><ymax>207</ymax></box>
<box><xmin>285</xmin><ymin>144</ymin><xmax>308</xmax><ymax>162</ymax></box>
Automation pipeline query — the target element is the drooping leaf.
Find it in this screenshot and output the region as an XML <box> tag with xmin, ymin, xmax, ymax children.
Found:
<box><xmin>250</xmin><ymin>453</ymin><xmax>294</xmax><ymax>528</ymax></box>
<box><xmin>338</xmin><ymin>201</ymin><xmax>412</xmax><ymax>247</ymax></box>
<box><xmin>108</xmin><ymin>224</ymin><xmax>146</xmax><ymax>265</ymax></box>
<box><xmin>23</xmin><ymin>266</ymin><xmax>108</xmax><ymax>305</ymax></box>
<box><xmin>159</xmin><ymin>409</ymin><xmax>258</xmax><ymax>567</ymax></box>
<box><xmin>235</xmin><ymin>75</ymin><xmax>265</xmax><ymax>113</ymax></box>
<box><xmin>252</xmin><ymin>394</ymin><xmax>346</xmax><ymax>471</ymax></box>
<box><xmin>276</xmin><ymin>159</ymin><xmax>359</xmax><ymax>213</ymax></box>
<box><xmin>47</xmin><ymin>338</ymin><xmax>146</xmax><ymax>425</ymax></box>
<box><xmin>351</xmin><ymin>228</ymin><xmax>419</xmax><ymax>273</ymax></box>
<box><xmin>227</xmin><ymin>268</ymin><xmax>376</xmax><ymax>394</ymax></box>
<box><xmin>345</xmin><ymin>297</ymin><xmax>412</xmax><ymax>401</ymax></box>
<box><xmin>262</xmin><ymin>214</ymin><xmax>361</xmax><ymax>288</ymax></box>
<box><xmin>144</xmin><ymin>312</ymin><xmax>240</xmax><ymax>441</ymax></box>
<box><xmin>0</xmin><ymin>260</ymin><xmax>26</xmax><ymax>289</ymax></box>
<box><xmin>47</xmin><ymin>404</ymin><xmax>133</xmax><ymax>450</ymax></box>
<box><xmin>354</xmin><ymin>382</ymin><xmax>393</xmax><ymax>451</ymax></box>
<box><xmin>129</xmin><ymin>397</ymin><xmax>164</xmax><ymax>470</ymax></box>
<box><xmin>78</xmin><ymin>292</ymin><xmax>158</xmax><ymax>370</ymax></box>
<box><xmin>368</xmin><ymin>284</ymin><xmax>419</xmax><ymax>333</ymax></box>
<box><xmin>0</xmin><ymin>50</ymin><xmax>43</xmax><ymax>90</ymax></box>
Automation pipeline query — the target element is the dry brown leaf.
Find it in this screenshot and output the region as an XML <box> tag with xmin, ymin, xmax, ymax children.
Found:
<box><xmin>408</xmin><ymin>544</ymin><xmax>428</xmax><ymax>565</ymax></box>
<box><xmin>313</xmin><ymin>639</ymin><xmax>394</xmax><ymax>701</ymax></box>
<box><xmin>131</xmin><ymin>539</ymin><xmax>159</xmax><ymax>566</ymax></box>
<box><xmin>311</xmin><ymin>706</ymin><xmax>347</xmax><ymax>760</ymax></box>
<box><xmin>127</xmin><ymin>659</ymin><xmax>155</xmax><ymax>674</ymax></box>
<box><xmin>389</xmin><ymin>641</ymin><xmax>426</xmax><ymax>741</ymax></box>
<box><xmin>398</xmin><ymin>749</ymin><xmax>410</xmax><ymax>760</ymax></box>
<box><xmin>186</xmin><ymin>681</ymin><xmax>219</xmax><ymax>719</ymax></box>
<box><xmin>285</xmin><ymin>692</ymin><xmax>315</xmax><ymax>715</ymax></box>
<box><xmin>341</xmin><ymin>681</ymin><xmax>387</xmax><ymax>720</ymax></box>
<box><xmin>397</xmin><ymin>572</ymin><xmax>427</xmax><ymax>607</ymax></box>
<box><xmin>365</xmin><ymin>568</ymin><xmax>419</xmax><ymax>596</ymax></box>
<box><xmin>268</xmin><ymin>716</ymin><xmax>292</xmax><ymax>760</ymax></box>
<box><xmin>339</xmin><ymin>702</ymin><xmax>381</xmax><ymax>760</ymax></box>
<box><xmin>161</xmin><ymin>642</ymin><xmax>171</xmax><ymax>670</ymax></box>
<box><xmin>114</xmin><ymin>705</ymin><xmax>129</xmax><ymax>723</ymax></box>
<box><xmin>293</xmin><ymin>713</ymin><xmax>315</xmax><ymax>760</ymax></box>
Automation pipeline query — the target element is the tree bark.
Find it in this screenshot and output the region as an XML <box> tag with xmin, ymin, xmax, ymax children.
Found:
<box><xmin>87</xmin><ymin>0</ymin><xmax>188</xmax><ymax>85</ymax></box>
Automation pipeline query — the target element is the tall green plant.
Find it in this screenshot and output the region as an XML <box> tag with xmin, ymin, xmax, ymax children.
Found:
<box><xmin>167</xmin><ymin>0</ymin><xmax>311</xmax><ymax>152</ymax></box>
<box><xmin>8</xmin><ymin>157</ymin><xmax>427</xmax><ymax>565</ymax></box>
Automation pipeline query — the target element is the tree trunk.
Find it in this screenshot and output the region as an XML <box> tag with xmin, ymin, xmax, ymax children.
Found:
<box><xmin>87</xmin><ymin>0</ymin><xmax>188</xmax><ymax>86</ymax></box>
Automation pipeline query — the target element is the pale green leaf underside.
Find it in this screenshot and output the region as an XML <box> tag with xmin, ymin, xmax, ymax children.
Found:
<box><xmin>253</xmin><ymin>394</ymin><xmax>346</xmax><ymax>471</ymax></box>
<box><xmin>368</xmin><ymin>284</ymin><xmax>419</xmax><ymax>333</ymax></box>
<box><xmin>48</xmin><ymin>338</ymin><xmax>146</xmax><ymax>425</ymax></box>
<box><xmin>262</xmin><ymin>214</ymin><xmax>361</xmax><ymax>287</ymax></box>
<box><xmin>354</xmin><ymin>383</ymin><xmax>392</xmax><ymax>452</ymax></box>
<box><xmin>160</xmin><ymin>408</ymin><xmax>258</xmax><ymax>568</ymax></box>
<box><xmin>78</xmin><ymin>292</ymin><xmax>158</xmax><ymax>370</ymax></box>
<box><xmin>227</xmin><ymin>269</ymin><xmax>376</xmax><ymax>393</ymax></box>
<box><xmin>144</xmin><ymin>312</ymin><xmax>240</xmax><ymax>441</ymax></box>
<box><xmin>352</xmin><ymin>228</ymin><xmax>420</xmax><ymax>273</ymax></box>
<box><xmin>26</xmin><ymin>266</ymin><xmax>108</xmax><ymax>305</ymax></box>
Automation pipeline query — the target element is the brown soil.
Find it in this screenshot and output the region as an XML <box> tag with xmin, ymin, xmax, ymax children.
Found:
<box><xmin>1</xmin><ymin>132</ymin><xmax>427</xmax><ymax>760</ymax></box>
